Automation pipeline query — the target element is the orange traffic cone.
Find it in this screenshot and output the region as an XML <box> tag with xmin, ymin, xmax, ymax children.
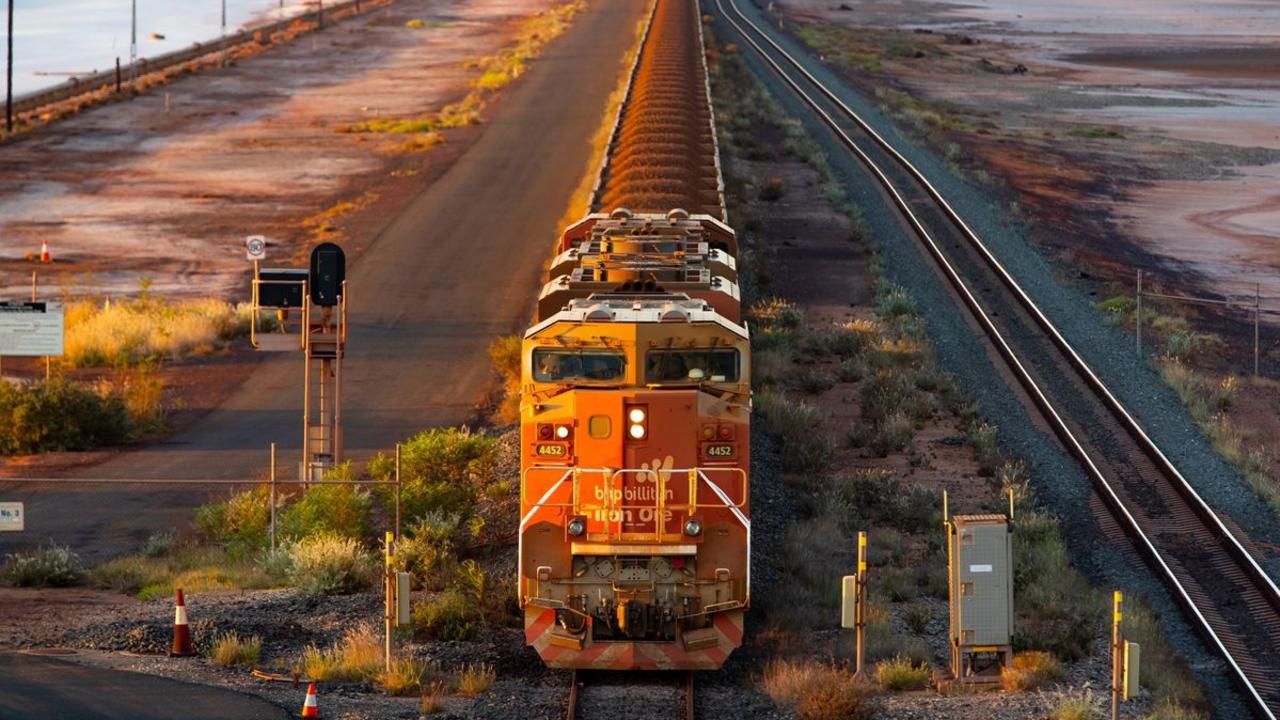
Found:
<box><xmin>300</xmin><ymin>682</ymin><xmax>320</xmax><ymax>718</ymax></box>
<box><xmin>170</xmin><ymin>588</ymin><xmax>194</xmax><ymax>657</ymax></box>
<box><xmin>39</xmin><ymin>239</ymin><xmax>50</xmax><ymax>263</ymax></box>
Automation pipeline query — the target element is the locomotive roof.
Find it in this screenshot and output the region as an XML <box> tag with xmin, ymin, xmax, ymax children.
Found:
<box><xmin>524</xmin><ymin>294</ymin><xmax>748</xmax><ymax>340</ymax></box>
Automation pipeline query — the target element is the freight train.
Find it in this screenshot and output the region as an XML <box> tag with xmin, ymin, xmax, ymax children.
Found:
<box><xmin>517</xmin><ymin>0</ymin><xmax>749</xmax><ymax>670</ymax></box>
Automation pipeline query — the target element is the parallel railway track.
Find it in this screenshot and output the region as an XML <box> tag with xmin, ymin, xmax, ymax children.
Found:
<box><xmin>716</xmin><ymin>0</ymin><xmax>1280</xmax><ymax>715</ymax></box>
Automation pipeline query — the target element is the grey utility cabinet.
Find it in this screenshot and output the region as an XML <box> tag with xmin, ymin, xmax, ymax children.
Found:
<box><xmin>947</xmin><ymin>514</ymin><xmax>1013</xmax><ymax>680</ymax></box>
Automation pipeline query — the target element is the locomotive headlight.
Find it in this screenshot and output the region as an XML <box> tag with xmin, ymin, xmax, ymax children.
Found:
<box><xmin>684</xmin><ymin>518</ymin><xmax>703</xmax><ymax>537</ymax></box>
<box><xmin>555</xmin><ymin>424</ymin><xmax>571</xmax><ymax>440</ymax></box>
<box><xmin>567</xmin><ymin>517</ymin><xmax>587</xmax><ymax>537</ymax></box>
<box><xmin>628</xmin><ymin>408</ymin><xmax>646</xmax><ymax>424</ymax></box>
<box><xmin>629</xmin><ymin>423</ymin><xmax>647</xmax><ymax>439</ymax></box>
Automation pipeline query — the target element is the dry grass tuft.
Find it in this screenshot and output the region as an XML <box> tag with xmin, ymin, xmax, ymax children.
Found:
<box><xmin>455</xmin><ymin>663</ymin><xmax>496</xmax><ymax>696</ymax></box>
<box><xmin>1000</xmin><ymin>650</ymin><xmax>1062</xmax><ymax>691</ymax></box>
<box><xmin>64</xmin><ymin>296</ymin><xmax>249</xmax><ymax>367</ymax></box>
<box><xmin>873</xmin><ymin>655</ymin><xmax>929</xmax><ymax>691</ymax></box>
<box><xmin>210</xmin><ymin>631</ymin><xmax>262</xmax><ymax>667</ymax></box>
<box><xmin>762</xmin><ymin>659</ymin><xmax>876</xmax><ymax>720</ymax></box>
<box><xmin>376</xmin><ymin>657</ymin><xmax>430</xmax><ymax>696</ymax></box>
<box><xmin>298</xmin><ymin>624</ymin><xmax>381</xmax><ymax>682</ymax></box>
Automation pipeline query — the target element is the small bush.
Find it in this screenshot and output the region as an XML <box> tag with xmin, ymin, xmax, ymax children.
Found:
<box><xmin>405</xmin><ymin>18</ymin><xmax>425</xmax><ymax>29</ymax></box>
<box><xmin>194</xmin><ymin>487</ymin><xmax>271</xmax><ymax>558</ymax></box>
<box><xmin>420</xmin><ymin>682</ymin><xmax>447</xmax><ymax>714</ymax></box>
<box><xmin>413</xmin><ymin>590</ymin><xmax>482</xmax><ymax>641</ymax></box>
<box><xmin>142</xmin><ymin>530</ymin><xmax>176</xmax><ymax>558</ymax></box>
<box><xmin>376</xmin><ymin>657</ymin><xmax>428</xmax><ymax>696</ymax></box>
<box><xmin>210</xmin><ymin>631</ymin><xmax>262</xmax><ymax>667</ymax></box>
<box><xmin>1049</xmin><ymin>687</ymin><xmax>1104</xmax><ymax>720</ymax></box>
<box><xmin>1000</xmin><ymin>650</ymin><xmax>1062</xmax><ymax>690</ymax></box>
<box><xmin>280</xmin><ymin>480</ymin><xmax>371</xmax><ymax>540</ymax></box>
<box><xmin>903</xmin><ymin>603</ymin><xmax>931</xmax><ymax>635</ymax></box>
<box><xmin>876</xmin><ymin>282</ymin><xmax>915</xmax><ymax>319</ymax></box>
<box><xmin>874</xmin><ymin>655</ymin><xmax>929</xmax><ymax>690</ymax></box>
<box><xmin>762</xmin><ymin>660</ymin><xmax>876</xmax><ymax>720</ymax></box>
<box><xmin>792</xmin><ymin>367</ymin><xmax>834</xmax><ymax>395</ymax></box>
<box><xmin>870</xmin><ymin>410</ymin><xmax>915</xmax><ymax>456</ymax></box>
<box><xmin>371</xmin><ymin>427</ymin><xmax>496</xmax><ymax>524</ymax></box>
<box><xmin>756</xmin><ymin>391</ymin><xmax>833</xmax><ymax>473</ymax></box>
<box><xmin>0</xmin><ymin>378</ymin><xmax>132</xmax><ymax>454</ymax></box>
<box><xmin>829</xmin><ymin>471</ymin><xmax>939</xmax><ymax>535</ymax></box>
<box><xmin>489</xmin><ymin>334</ymin><xmax>523</xmax><ymax>422</ymax></box>
<box><xmin>285</xmin><ymin>533</ymin><xmax>375</xmax><ymax>595</ymax></box>
<box><xmin>749</xmin><ymin>297</ymin><xmax>803</xmax><ymax>329</ymax></box>
<box><xmin>4</xmin><ymin>544</ymin><xmax>84</xmax><ymax>587</ymax></box>
<box><xmin>455</xmin><ymin>663</ymin><xmax>496</xmax><ymax>696</ymax></box>
<box><xmin>967</xmin><ymin>421</ymin><xmax>1002</xmax><ymax>476</ymax></box>
<box><xmin>299</xmin><ymin>624</ymin><xmax>381</xmax><ymax>682</ymax></box>
<box><xmin>837</xmin><ymin>358</ymin><xmax>865</xmax><ymax>383</ymax></box>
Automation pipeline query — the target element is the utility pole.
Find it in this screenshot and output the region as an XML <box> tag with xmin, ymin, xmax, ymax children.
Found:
<box><xmin>129</xmin><ymin>0</ymin><xmax>137</xmax><ymax>89</ymax></box>
<box><xmin>6</xmin><ymin>0</ymin><xmax>14</xmax><ymax>133</ymax></box>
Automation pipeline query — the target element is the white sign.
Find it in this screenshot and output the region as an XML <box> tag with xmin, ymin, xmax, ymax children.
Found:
<box><xmin>0</xmin><ymin>302</ymin><xmax>64</xmax><ymax>357</ymax></box>
<box><xmin>0</xmin><ymin>503</ymin><xmax>24</xmax><ymax>532</ymax></box>
<box><xmin>245</xmin><ymin>235</ymin><xmax>267</xmax><ymax>261</ymax></box>
<box><xmin>969</xmin><ymin>564</ymin><xmax>993</xmax><ymax>573</ymax></box>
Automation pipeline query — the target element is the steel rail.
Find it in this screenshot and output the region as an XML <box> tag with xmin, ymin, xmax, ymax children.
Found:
<box><xmin>716</xmin><ymin>0</ymin><xmax>1279</xmax><ymax>715</ymax></box>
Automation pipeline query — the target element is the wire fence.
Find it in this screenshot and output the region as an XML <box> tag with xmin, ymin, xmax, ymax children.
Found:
<box><xmin>0</xmin><ymin>443</ymin><xmax>404</xmax><ymax>556</ymax></box>
<box><xmin>1134</xmin><ymin>270</ymin><xmax>1280</xmax><ymax>377</ymax></box>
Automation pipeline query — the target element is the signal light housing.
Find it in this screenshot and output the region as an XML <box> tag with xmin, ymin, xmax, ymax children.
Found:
<box><xmin>626</xmin><ymin>405</ymin><xmax>648</xmax><ymax>441</ymax></box>
<box><xmin>538</xmin><ymin>424</ymin><xmax>553</xmax><ymax>440</ymax></box>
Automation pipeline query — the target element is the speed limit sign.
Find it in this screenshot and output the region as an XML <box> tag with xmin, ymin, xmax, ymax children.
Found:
<box><xmin>245</xmin><ymin>235</ymin><xmax>267</xmax><ymax>261</ymax></box>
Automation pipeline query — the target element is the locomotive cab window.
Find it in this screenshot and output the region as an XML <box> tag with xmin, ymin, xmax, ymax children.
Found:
<box><xmin>645</xmin><ymin>349</ymin><xmax>740</xmax><ymax>383</ymax></box>
<box><xmin>532</xmin><ymin>349</ymin><xmax>626</xmax><ymax>382</ymax></box>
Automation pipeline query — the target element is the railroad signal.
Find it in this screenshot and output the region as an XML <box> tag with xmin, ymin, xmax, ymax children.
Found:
<box><xmin>309</xmin><ymin>242</ymin><xmax>345</xmax><ymax>307</ymax></box>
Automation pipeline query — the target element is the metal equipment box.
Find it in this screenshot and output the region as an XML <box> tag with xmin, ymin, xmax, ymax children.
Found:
<box><xmin>256</xmin><ymin>268</ymin><xmax>308</xmax><ymax>308</ymax></box>
<box><xmin>947</xmin><ymin>514</ymin><xmax>1012</xmax><ymax>680</ymax></box>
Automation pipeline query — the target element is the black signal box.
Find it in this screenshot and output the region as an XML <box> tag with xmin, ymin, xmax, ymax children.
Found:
<box><xmin>257</xmin><ymin>268</ymin><xmax>308</xmax><ymax>308</ymax></box>
<box><xmin>310</xmin><ymin>242</ymin><xmax>346</xmax><ymax>307</ymax></box>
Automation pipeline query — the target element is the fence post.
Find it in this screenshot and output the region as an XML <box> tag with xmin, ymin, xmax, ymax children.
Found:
<box><xmin>394</xmin><ymin>443</ymin><xmax>402</xmax><ymax>542</ymax></box>
<box><xmin>855</xmin><ymin>530</ymin><xmax>867</xmax><ymax>677</ymax></box>
<box><xmin>1111</xmin><ymin>591</ymin><xmax>1123</xmax><ymax>720</ymax></box>
<box><xmin>269</xmin><ymin>442</ymin><xmax>277</xmax><ymax>556</ymax></box>
<box><xmin>1135</xmin><ymin>270</ymin><xmax>1143</xmax><ymax>357</ymax></box>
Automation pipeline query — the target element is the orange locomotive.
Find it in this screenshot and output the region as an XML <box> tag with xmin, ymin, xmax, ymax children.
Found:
<box><xmin>518</xmin><ymin>0</ymin><xmax>745</xmax><ymax>671</ymax></box>
<box><xmin>518</xmin><ymin>208</ymin><xmax>750</xmax><ymax>671</ymax></box>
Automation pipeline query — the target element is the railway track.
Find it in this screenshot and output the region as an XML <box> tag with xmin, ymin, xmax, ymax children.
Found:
<box><xmin>716</xmin><ymin>0</ymin><xmax>1280</xmax><ymax>716</ymax></box>
<box><xmin>566</xmin><ymin>670</ymin><xmax>695</xmax><ymax>720</ymax></box>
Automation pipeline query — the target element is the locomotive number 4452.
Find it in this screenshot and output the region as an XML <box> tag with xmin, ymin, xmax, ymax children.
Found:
<box><xmin>705</xmin><ymin>443</ymin><xmax>734</xmax><ymax>458</ymax></box>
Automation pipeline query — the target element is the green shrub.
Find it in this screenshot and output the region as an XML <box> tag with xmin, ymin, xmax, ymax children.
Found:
<box><xmin>280</xmin><ymin>481</ymin><xmax>371</xmax><ymax>540</ymax></box>
<box><xmin>830</xmin><ymin>471</ymin><xmax>939</xmax><ymax>534</ymax></box>
<box><xmin>142</xmin><ymin>530</ymin><xmax>176</xmax><ymax>558</ymax></box>
<box><xmin>837</xmin><ymin>358</ymin><xmax>865</xmax><ymax>383</ymax></box>
<box><xmin>903</xmin><ymin>603</ymin><xmax>931</xmax><ymax>635</ymax></box>
<box><xmin>395</xmin><ymin>511</ymin><xmax>463</xmax><ymax>591</ymax></box>
<box><xmin>792</xmin><ymin>367</ymin><xmax>834</xmax><ymax>395</ymax></box>
<box><xmin>874</xmin><ymin>655</ymin><xmax>930</xmax><ymax>690</ymax></box>
<box><xmin>758</xmin><ymin>176</ymin><xmax>786</xmax><ymax>201</ymax></box>
<box><xmin>870</xmin><ymin>410</ymin><xmax>915</xmax><ymax>456</ymax></box>
<box><xmin>875</xmin><ymin>281</ymin><xmax>915</xmax><ymax>319</ymax></box>
<box><xmin>194</xmin><ymin>487</ymin><xmax>271</xmax><ymax>557</ymax></box>
<box><xmin>4</xmin><ymin>544</ymin><xmax>84</xmax><ymax>587</ymax></box>
<box><xmin>1012</xmin><ymin>512</ymin><xmax>1102</xmax><ymax>660</ymax></box>
<box><xmin>285</xmin><ymin>533</ymin><xmax>375</xmax><ymax>595</ymax></box>
<box><xmin>756</xmin><ymin>391</ymin><xmax>833</xmax><ymax>473</ymax></box>
<box><xmin>0</xmin><ymin>378</ymin><xmax>132</xmax><ymax>454</ymax></box>
<box><xmin>412</xmin><ymin>589</ymin><xmax>482</xmax><ymax>640</ymax></box>
<box><xmin>371</xmin><ymin>427</ymin><xmax>496</xmax><ymax>524</ymax></box>
<box><xmin>967</xmin><ymin>421</ymin><xmax>1002</xmax><ymax>476</ymax></box>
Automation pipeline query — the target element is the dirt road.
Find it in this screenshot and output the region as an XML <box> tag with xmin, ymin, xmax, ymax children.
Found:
<box><xmin>0</xmin><ymin>0</ymin><xmax>649</xmax><ymax>561</ymax></box>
